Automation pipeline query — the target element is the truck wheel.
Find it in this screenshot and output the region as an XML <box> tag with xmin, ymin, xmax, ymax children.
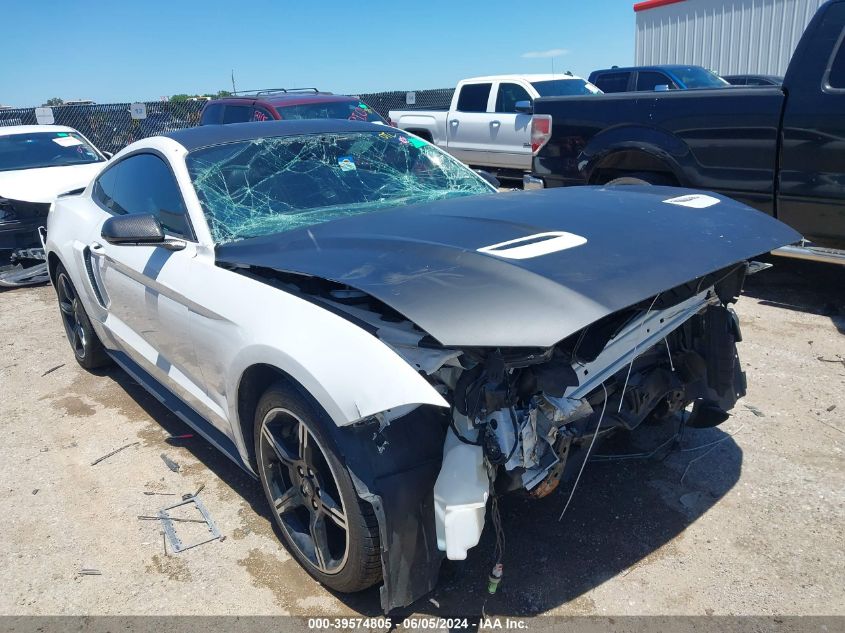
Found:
<box><xmin>254</xmin><ymin>381</ymin><xmax>382</xmax><ymax>593</ymax></box>
<box><xmin>54</xmin><ymin>264</ymin><xmax>110</xmax><ymax>370</ymax></box>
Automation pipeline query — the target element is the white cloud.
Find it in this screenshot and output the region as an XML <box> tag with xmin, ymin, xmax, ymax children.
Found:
<box><xmin>521</xmin><ymin>48</ymin><xmax>569</xmax><ymax>59</ymax></box>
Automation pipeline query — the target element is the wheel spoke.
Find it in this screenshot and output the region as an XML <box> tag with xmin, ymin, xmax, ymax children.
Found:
<box><xmin>309</xmin><ymin>512</ymin><xmax>331</xmax><ymax>572</ymax></box>
<box><xmin>262</xmin><ymin>425</ymin><xmax>298</xmax><ymax>467</ymax></box>
<box><xmin>273</xmin><ymin>486</ymin><xmax>302</xmax><ymax>516</ymax></box>
<box><xmin>297</xmin><ymin>422</ymin><xmax>310</xmax><ymax>461</ymax></box>
<box><xmin>59</xmin><ymin>300</ymin><xmax>74</xmax><ymax>316</ymax></box>
<box><xmin>319</xmin><ymin>489</ymin><xmax>347</xmax><ymax>531</ymax></box>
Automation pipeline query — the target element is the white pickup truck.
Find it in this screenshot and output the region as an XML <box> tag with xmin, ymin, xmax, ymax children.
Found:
<box><xmin>389</xmin><ymin>73</ymin><xmax>601</xmax><ymax>180</ymax></box>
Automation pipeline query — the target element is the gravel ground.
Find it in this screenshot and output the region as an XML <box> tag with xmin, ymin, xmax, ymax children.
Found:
<box><xmin>0</xmin><ymin>257</ymin><xmax>842</xmax><ymax>617</ymax></box>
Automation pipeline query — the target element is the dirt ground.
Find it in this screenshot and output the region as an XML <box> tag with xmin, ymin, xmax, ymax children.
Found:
<box><xmin>0</xmin><ymin>257</ymin><xmax>843</xmax><ymax>617</ymax></box>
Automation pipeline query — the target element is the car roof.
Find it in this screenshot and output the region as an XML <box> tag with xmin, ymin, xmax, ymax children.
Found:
<box><xmin>462</xmin><ymin>73</ymin><xmax>586</xmax><ymax>82</ymax></box>
<box><xmin>592</xmin><ymin>65</ymin><xmax>704</xmax><ymax>74</ymax></box>
<box><xmin>0</xmin><ymin>124</ymin><xmax>79</xmax><ymax>137</ymax></box>
<box><xmin>206</xmin><ymin>94</ymin><xmax>363</xmax><ymax>108</ymax></box>
<box><xmin>165</xmin><ymin>119</ymin><xmax>389</xmax><ymax>151</ymax></box>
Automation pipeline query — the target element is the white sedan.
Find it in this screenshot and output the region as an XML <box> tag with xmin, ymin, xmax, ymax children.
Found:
<box><xmin>0</xmin><ymin>125</ymin><xmax>107</xmax><ymax>286</ymax></box>
<box><xmin>45</xmin><ymin>119</ymin><xmax>798</xmax><ymax>611</ymax></box>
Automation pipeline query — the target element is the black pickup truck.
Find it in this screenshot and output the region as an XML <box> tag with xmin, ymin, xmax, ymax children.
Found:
<box><xmin>529</xmin><ymin>0</ymin><xmax>845</xmax><ymax>264</ymax></box>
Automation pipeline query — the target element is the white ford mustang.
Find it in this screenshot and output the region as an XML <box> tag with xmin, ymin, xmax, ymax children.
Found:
<box><xmin>45</xmin><ymin>120</ymin><xmax>798</xmax><ymax>610</ymax></box>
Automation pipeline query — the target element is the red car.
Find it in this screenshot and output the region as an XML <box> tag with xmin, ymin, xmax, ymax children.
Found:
<box><xmin>199</xmin><ymin>89</ymin><xmax>387</xmax><ymax>125</ymax></box>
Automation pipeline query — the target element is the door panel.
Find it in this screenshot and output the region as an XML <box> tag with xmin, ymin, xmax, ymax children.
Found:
<box><xmin>779</xmin><ymin>18</ymin><xmax>845</xmax><ymax>249</ymax></box>
<box><xmin>487</xmin><ymin>82</ymin><xmax>533</xmax><ymax>169</ymax></box>
<box><xmin>446</xmin><ymin>82</ymin><xmax>494</xmax><ymax>164</ymax></box>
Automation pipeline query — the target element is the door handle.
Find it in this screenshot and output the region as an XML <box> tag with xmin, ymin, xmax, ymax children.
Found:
<box><xmin>490</xmin><ymin>120</ymin><xmax>500</xmax><ymax>127</ymax></box>
<box><xmin>449</xmin><ymin>119</ymin><xmax>459</xmax><ymax>126</ymax></box>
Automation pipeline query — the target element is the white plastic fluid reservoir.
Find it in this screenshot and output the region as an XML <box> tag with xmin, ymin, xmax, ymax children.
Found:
<box><xmin>433</xmin><ymin>423</ymin><xmax>489</xmax><ymax>560</ymax></box>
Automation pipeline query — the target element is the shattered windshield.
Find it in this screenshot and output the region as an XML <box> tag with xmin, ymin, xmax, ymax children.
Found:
<box><xmin>186</xmin><ymin>130</ymin><xmax>494</xmax><ymax>243</ymax></box>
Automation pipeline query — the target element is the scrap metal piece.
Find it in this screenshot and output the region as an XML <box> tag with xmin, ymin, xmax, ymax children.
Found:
<box><xmin>160</xmin><ymin>453</ymin><xmax>180</xmax><ymax>472</ymax></box>
<box><xmin>157</xmin><ymin>495</ymin><xmax>222</xmax><ymax>553</ymax></box>
<box><xmin>90</xmin><ymin>441</ymin><xmax>139</xmax><ymax>466</ymax></box>
<box><xmin>0</xmin><ymin>262</ymin><xmax>49</xmax><ymax>287</ymax></box>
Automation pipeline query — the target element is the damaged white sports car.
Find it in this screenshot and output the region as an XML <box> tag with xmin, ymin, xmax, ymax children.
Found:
<box><xmin>45</xmin><ymin>120</ymin><xmax>798</xmax><ymax>610</ymax></box>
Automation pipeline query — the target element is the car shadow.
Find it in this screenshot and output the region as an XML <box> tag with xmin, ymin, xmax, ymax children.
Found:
<box><xmin>97</xmin><ymin>365</ymin><xmax>742</xmax><ymax>619</ymax></box>
<box><xmin>742</xmin><ymin>257</ymin><xmax>845</xmax><ymax>335</ymax></box>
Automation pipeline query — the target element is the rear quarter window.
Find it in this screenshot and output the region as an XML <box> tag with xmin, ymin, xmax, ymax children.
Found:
<box><xmin>223</xmin><ymin>105</ymin><xmax>252</xmax><ymax>124</ymax></box>
<box><xmin>593</xmin><ymin>72</ymin><xmax>630</xmax><ymax>93</ymax></box>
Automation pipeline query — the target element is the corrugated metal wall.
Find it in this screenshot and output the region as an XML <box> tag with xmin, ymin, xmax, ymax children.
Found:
<box><xmin>635</xmin><ymin>0</ymin><xmax>826</xmax><ymax>76</ymax></box>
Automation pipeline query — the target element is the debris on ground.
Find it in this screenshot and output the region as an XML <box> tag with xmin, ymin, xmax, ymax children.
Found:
<box><xmin>817</xmin><ymin>355</ymin><xmax>845</xmax><ymax>368</ymax></box>
<box><xmin>90</xmin><ymin>441</ymin><xmax>139</xmax><ymax>466</ymax></box>
<box><xmin>40</xmin><ymin>363</ymin><xmax>65</xmax><ymax>377</ymax></box>
<box><xmin>160</xmin><ymin>453</ymin><xmax>180</xmax><ymax>473</ymax></box>
<box><xmin>78</xmin><ymin>568</ymin><xmax>101</xmax><ymax>576</ymax></box>
<box><xmin>31</xmin><ymin>489</ymin><xmax>38</xmax><ymax>495</ymax></box>
<box><xmin>157</xmin><ymin>494</ymin><xmax>222</xmax><ymax>553</ymax></box>
<box><xmin>143</xmin><ymin>491</ymin><xmax>176</xmax><ymax>496</ymax></box>
<box><xmin>744</xmin><ymin>404</ymin><xmax>766</xmax><ymax>417</ymax></box>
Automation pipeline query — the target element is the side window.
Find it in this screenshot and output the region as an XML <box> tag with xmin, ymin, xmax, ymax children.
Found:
<box><xmin>594</xmin><ymin>72</ymin><xmax>630</xmax><ymax>93</ymax></box>
<box><xmin>456</xmin><ymin>83</ymin><xmax>492</xmax><ymax>112</ymax></box>
<box><xmin>200</xmin><ymin>103</ymin><xmax>223</xmax><ymax>125</ymax></box>
<box><xmin>827</xmin><ymin>34</ymin><xmax>845</xmax><ymax>89</ymax></box>
<box><xmin>92</xmin><ymin>165</ymin><xmax>120</xmax><ymax>212</ymax></box>
<box><xmin>636</xmin><ymin>71</ymin><xmax>675</xmax><ymax>91</ymax></box>
<box><xmin>252</xmin><ymin>107</ymin><xmax>274</xmax><ymax>122</ymax></box>
<box><xmin>223</xmin><ymin>105</ymin><xmax>252</xmax><ymax>124</ymax></box>
<box><xmin>495</xmin><ymin>83</ymin><xmax>532</xmax><ymax>113</ymax></box>
<box><xmin>104</xmin><ymin>154</ymin><xmax>191</xmax><ymax>238</ymax></box>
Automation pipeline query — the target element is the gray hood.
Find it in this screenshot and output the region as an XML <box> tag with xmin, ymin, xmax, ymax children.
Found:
<box><xmin>215</xmin><ymin>186</ymin><xmax>800</xmax><ymax>347</ymax></box>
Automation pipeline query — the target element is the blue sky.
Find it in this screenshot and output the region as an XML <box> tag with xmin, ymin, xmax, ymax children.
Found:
<box><xmin>0</xmin><ymin>0</ymin><xmax>635</xmax><ymax>107</ymax></box>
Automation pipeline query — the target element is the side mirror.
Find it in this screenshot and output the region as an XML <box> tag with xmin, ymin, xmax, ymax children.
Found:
<box><xmin>101</xmin><ymin>214</ymin><xmax>185</xmax><ymax>250</ymax></box>
<box><xmin>474</xmin><ymin>169</ymin><xmax>500</xmax><ymax>189</ymax></box>
<box><xmin>102</xmin><ymin>151</ymin><xmax>114</xmax><ymax>159</ymax></box>
<box><xmin>514</xmin><ymin>100</ymin><xmax>534</xmax><ymax>114</ymax></box>
<box><xmin>654</xmin><ymin>84</ymin><xmax>670</xmax><ymax>92</ymax></box>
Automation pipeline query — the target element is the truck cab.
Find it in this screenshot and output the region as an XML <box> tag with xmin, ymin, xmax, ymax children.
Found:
<box><xmin>390</xmin><ymin>74</ymin><xmax>600</xmax><ymax>177</ymax></box>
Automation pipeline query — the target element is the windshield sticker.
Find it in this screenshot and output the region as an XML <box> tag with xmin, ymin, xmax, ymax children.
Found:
<box><xmin>662</xmin><ymin>194</ymin><xmax>720</xmax><ymax>209</ymax></box>
<box><xmin>477</xmin><ymin>231</ymin><xmax>587</xmax><ymax>260</ymax></box>
<box><xmin>408</xmin><ymin>137</ymin><xmax>427</xmax><ymax>148</ymax></box>
<box><xmin>55</xmin><ymin>132</ymin><xmax>69</xmax><ymax>137</ymax></box>
<box><xmin>52</xmin><ymin>136</ymin><xmax>84</xmax><ymax>148</ymax></box>
<box><xmin>398</xmin><ymin>136</ymin><xmax>409</xmax><ymax>145</ymax></box>
<box><xmin>348</xmin><ymin>107</ymin><xmax>369</xmax><ymax>122</ymax></box>
<box><xmin>378</xmin><ymin>131</ymin><xmax>393</xmax><ymax>140</ymax></box>
<box><xmin>337</xmin><ymin>155</ymin><xmax>357</xmax><ymax>171</ymax></box>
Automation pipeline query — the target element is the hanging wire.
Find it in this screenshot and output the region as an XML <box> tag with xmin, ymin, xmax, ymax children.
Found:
<box><xmin>558</xmin><ymin>382</ymin><xmax>609</xmax><ymax>522</ymax></box>
<box><xmin>618</xmin><ymin>293</ymin><xmax>662</xmax><ymax>413</ymax></box>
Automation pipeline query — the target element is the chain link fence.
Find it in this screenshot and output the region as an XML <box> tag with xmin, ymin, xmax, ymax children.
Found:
<box><xmin>0</xmin><ymin>88</ymin><xmax>454</xmax><ymax>155</ymax></box>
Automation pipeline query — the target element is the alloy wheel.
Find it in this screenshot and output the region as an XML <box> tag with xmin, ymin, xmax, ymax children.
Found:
<box><xmin>258</xmin><ymin>408</ymin><xmax>349</xmax><ymax>574</ymax></box>
<box><xmin>57</xmin><ymin>273</ymin><xmax>87</xmax><ymax>359</ymax></box>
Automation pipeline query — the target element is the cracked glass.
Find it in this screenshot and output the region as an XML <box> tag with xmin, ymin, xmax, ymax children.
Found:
<box><xmin>185</xmin><ymin>130</ymin><xmax>494</xmax><ymax>243</ymax></box>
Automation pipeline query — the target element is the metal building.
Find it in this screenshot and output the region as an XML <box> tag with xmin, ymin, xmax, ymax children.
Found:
<box><xmin>634</xmin><ymin>0</ymin><xmax>827</xmax><ymax>76</ymax></box>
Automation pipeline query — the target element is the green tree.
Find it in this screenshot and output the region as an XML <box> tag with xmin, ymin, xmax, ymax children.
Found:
<box><xmin>44</xmin><ymin>97</ymin><xmax>64</xmax><ymax>106</ymax></box>
<box><xmin>169</xmin><ymin>94</ymin><xmax>192</xmax><ymax>103</ymax></box>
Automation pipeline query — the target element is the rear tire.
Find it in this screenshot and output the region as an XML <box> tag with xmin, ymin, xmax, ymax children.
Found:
<box><xmin>254</xmin><ymin>381</ymin><xmax>382</xmax><ymax>593</ymax></box>
<box><xmin>54</xmin><ymin>264</ymin><xmax>110</xmax><ymax>370</ymax></box>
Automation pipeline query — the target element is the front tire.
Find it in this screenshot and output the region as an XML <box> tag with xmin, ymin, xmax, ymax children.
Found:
<box><xmin>55</xmin><ymin>264</ymin><xmax>110</xmax><ymax>370</ymax></box>
<box><xmin>254</xmin><ymin>381</ymin><xmax>382</xmax><ymax>593</ymax></box>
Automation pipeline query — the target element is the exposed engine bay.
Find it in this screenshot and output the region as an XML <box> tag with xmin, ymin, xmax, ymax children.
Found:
<box><xmin>238</xmin><ymin>260</ymin><xmax>749</xmax><ymax>608</ymax></box>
